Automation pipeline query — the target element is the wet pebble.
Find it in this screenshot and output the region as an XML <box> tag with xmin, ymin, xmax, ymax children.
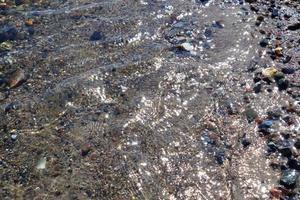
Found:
<box><xmin>281</xmin><ymin>67</ymin><xmax>295</xmax><ymax>74</ymax></box>
<box><xmin>241</xmin><ymin>138</ymin><xmax>251</xmax><ymax>148</ymax></box>
<box><xmin>258</xmin><ymin>120</ymin><xmax>273</xmax><ymax>129</ymax></box>
<box><xmin>7</xmin><ymin>68</ymin><xmax>25</xmax><ymax>88</ymax></box>
<box><xmin>287</xmin><ymin>23</ymin><xmax>300</xmax><ymax>31</ymax></box>
<box><xmin>294</xmin><ymin>139</ymin><xmax>300</xmax><ymax>149</ymax></box>
<box><xmin>278</xmin><ymin>140</ymin><xmax>293</xmax><ymax>157</ymax></box>
<box><xmin>267</xmin><ymin>141</ymin><xmax>277</xmax><ymax>153</ymax></box>
<box><xmin>253</xmin><ymin>83</ymin><xmax>262</xmax><ymax>93</ymax></box>
<box><xmin>280</xmin><ymin>169</ymin><xmax>299</xmax><ymax>189</ymax></box>
<box><xmin>277</xmin><ymin>79</ymin><xmax>289</xmax><ymax>91</ymax></box>
<box><xmin>288</xmin><ymin>158</ymin><xmax>300</xmax><ymax>170</ymax></box>
<box><xmin>11</xmin><ymin>133</ymin><xmax>17</xmax><ymax>141</ymax></box>
<box><xmin>0</xmin><ymin>27</ymin><xmax>19</xmax><ymax>42</ymax></box>
<box><xmin>90</xmin><ymin>31</ymin><xmax>105</xmax><ymax>41</ymax></box>
<box><xmin>81</xmin><ymin>143</ymin><xmax>92</xmax><ymax>156</ymax></box>
<box><xmin>259</xmin><ymin>38</ymin><xmax>270</xmax><ymax>47</ymax></box>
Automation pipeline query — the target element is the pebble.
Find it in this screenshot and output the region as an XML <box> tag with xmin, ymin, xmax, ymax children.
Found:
<box><xmin>241</xmin><ymin>138</ymin><xmax>251</xmax><ymax>148</ymax></box>
<box><xmin>267</xmin><ymin>109</ymin><xmax>281</xmax><ymax>120</ymax></box>
<box><xmin>280</xmin><ymin>169</ymin><xmax>299</xmax><ymax>189</ymax></box>
<box><xmin>287</xmin><ymin>23</ymin><xmax>300</xmax><ymax>31</ymax></box>
<box><xmin>253</xmin><ymin>83</ymin><xmax>262</xmax><ymax>93</ymax></box>
<box><xmin>7</xmin><ymin>68</ymin><xmax>25</xmax><ymax>88</ymax></box>
<box><xmin>274</xmin><ymin>72</ymin><xmax>285</xmax><ymax>81</ymax></box>
<box><xmin>288</xmin><ymin>159</ymin><xmax>300</xmax><ymax>170</ymax></box>
<box><xmin>267</xmin><ymin>142</ymin><xmax>277</xmax><ymax>153</ymax></box>
<box><xmin>262</xmin><ymin>67</ymin><xmax>277</xmax><ymax>78</ymax></box>
<box><xmin>0</xmin><ymin>27</ymin><xmax>19</xmax><ymax>43</ymax></box>
<box><xmin>36</xmin><ymin>157</ymin><xmax>47</xmax><ymax>169</ymax></box>
<box><xmin>180</xmin><ymin>42</ymin><xmax>194</xmax><ymax>52</ymax></box>
<box><xmin>277</xmin><ymin>79</ymin><xmax>289</xmax><ymax>91</ymax></box>
<box><xmin>259</xmin><ymin>38</ymin><xmax>270</xmax><ymax>47</ymax></box>
<box><xmin>90</xmin><ymin>31</ymin><xmax>105</xmax><ymax>41</ymax></box>
<box><xmin>258</xmin><ymin>120</ymin><xmax>273</xmax><ymax>129</ymax></box>
<box><xmin>81</xmin><ymin>143</ymin><xmax>92</xmax><ymax>156</ymax></box>
<box><xmin>244</xmin><ymin>107</ymin><xmax>258</xmax><ymax>123</ymax></box>
<box><xmin>294</xmin><ymin>139</ymin><xmax>300</xmax><ymax>149</ymax></box>
<box><xmin>281</xmin><ymin>67</ymin><xmax>295</xmax><ymax>74</ymax></box>
<box><xmin>11</xmin><ymin>134</ymin><xmax>17</xmax><ymax>141</ymax></box>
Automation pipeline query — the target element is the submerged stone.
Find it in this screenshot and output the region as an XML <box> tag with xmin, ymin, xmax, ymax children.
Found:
<box><xmin>280</xmin><ymin>169</ymin><xmax>299</xmax><ymax>189</ymax></box>
<box><xmin>90</xmin><ymin>31</ymin><xmax>105</xmax><ymax>41</ymax></box>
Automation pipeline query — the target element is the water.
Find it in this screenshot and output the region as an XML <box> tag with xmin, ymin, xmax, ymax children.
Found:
<box><xmin>0</xmin><ymin>0</ymin><xmax>278</xmax><ymax>199</ymax></box>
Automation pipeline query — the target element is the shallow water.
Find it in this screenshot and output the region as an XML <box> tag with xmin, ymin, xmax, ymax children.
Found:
<box><xmin>0</xmin><ymin>0</ymin><xmax>281</xmax><ymax>199</ymax></box>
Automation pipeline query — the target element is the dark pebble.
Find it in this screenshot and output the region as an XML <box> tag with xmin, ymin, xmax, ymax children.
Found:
<box><xmin>253</xmin><ymin>83</ymin><xmax>262</xmax><ymax>93</ymax></box>
<box><xmin>274</xmin><ymin>72</ymin><xmax>285</xmax><ymax>81</ymax></box>
<box><xmin>287</xmin><ymin>23</ymin><xmax>300</xmax><ymax>31</ymax></box>
<box><xmin>288</xmin><ymin>159</ymin><xmax>300</xmax><ymax>170</ymax></box>
<box><xmin>267</xmin><ymin>142</ymin><xmax>277</xmax><ymax>153</ymax></box>
<box><xmin>282</xmin><ymin>67</ymin><xmax>295</xmax><ymax>74</ymax></box>
<box><xmin>283</xmin><ymin>55</ymin><xmax>292</xmax><ymax>64</ymax></box>
<box><xmin>294</xmin><ymin>139</ymin><xmax>300</xmax><ymax>149</ymax></box>
<box><xmin>0</xmin><ymin>27</ymin><xmax>19</xmax><ymax>42</ymax></box>
<box><xmin>241</xmin><ymin>138</ymin><xmax>251</xmax><ymax>148</ymax></box>
<box><xmin>15</xmin><ymin>0</ymin><xmax>25</xmax><ymax>6</ymax></box>
<box><xmin>90</xmin><ymin>31</ymin><xmax>105</xmax><ymax>41</ymax></box>
<box><xmin>215</xmin><ymin>151</ymin><xmax>226</xmax><ymax>165</ymax></box>
<box><xmin>271</xmin><ymin>9</ymin><xmax>279</xmax><ymax>18</ymax></box>
<box><xmin>81</xmin><ymin>143</ymin><xmax>92</xmax><ymax>156</ymax></box>
<box><xmin>280</xmin><ymin>169</ymin><xmax>299</xmax><ymax>189</ymax></box>
<box><xmin>278</xmin><ymin>141</ymin><xmax>293</xmax><ymax>157</ymax></box>
<box><xmin>259</xmin><ymin>38</ymin><xmax>269</xmax><ymax>47</ymax></box>
<box><xmin>277</xmin><ymin>79</ymin><xmax>289</xmax><ymax>91</ymax></box>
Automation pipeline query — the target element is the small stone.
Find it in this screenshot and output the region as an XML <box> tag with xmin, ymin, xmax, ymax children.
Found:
<box><xmin>25</xmin><ymin>19</ymin><xmax>34</xmax><ymax>26</ymax></box>
<box><xmin>287</xmin><ymin>23</ymin><xmax>300</xmax><ymax>31</ymax></box>
<box><xmin>259</xmin><ymin>38</ymin><xmax>269</xmax><ymax>47</ymax></box>
<box><xmin>244</xmin><ymin>107</ymin><xmax>258</xmax><ymax>123</ymax></box>
<box><xmin>262</xmin><ymin>67</ymin><xmax>277</xmax><ymax>78</ymax></box>
<box><xmin>280</xmin><ymin>169</ymin><xmax>299</xmax><ymax>189</ymax></box>
<box><xmin>215</xmin><ymin>151</ymin><xmax>226</xmax><ymax>165</ymax></box>
<box><xmin>7</xmin><ymin>68</ymin><xmax>25</xmax><ymax>88</ymax></box>
<box><xmin>281</xmin><ymin>67</ymin><xmax>295</xmax><ymax>74</ymax></box>
<box><xmin>274</xmin><ymin>72</ymin><xmax>285</xmax><ymax>81</ymax></box>
<box><xmin>274</xmin><ymin>47</ymin><xmax>283</xmax><ymax>56</ymax></box>
<box><xmin>294</xmin><ymin>139</ymin><xmax>300</xmax><ymax>149</ymax></box>
<box><xmin>253</xmin><ymin>83</ymin><xmax>262</xmax><ymax>93</ymax></box>
<box><xmin>271</xmin><ymin>8</ymin><xmax>279</xmax><ymax>18</ymax></box>
<box><xmin>277</xmin><ymin>79</ymin><xmax>289</xmax><ymax>91</ymax></box>
<box><xmin>278</xmin><ymin>141</ymin><xmax>293</xmax><ymax>157</ymax></box>
<box><xmin>15</xmin><ymin>0</ymin><xmax>25</xmax><ymax>6</ymax></box>
<box><xmin>180</xmin><ymin>42</ymin><xmax>194</xmax><ymax>52</ymax></box>
<box><xmin>256</xmin><ymin>15</ymin><xmax>264</xmax><ymax>21</ymax></box>
<box><xmin>81</xmin><ymin>143</ymin><xmax>92</xmax><ymax>156</ymax></box>
<box><xmin>0</xmin><ymin>27</ymin><xmax>19</xmax><ymax>43</ymax></box>
<box><xmin>11</xmin><ymin>134</ymin><xmax>17</xmax><ymax>141</ymax></box>
<box><xmin>36</xmin><ymin>157</ymin><xmax>47</xmax><ymax>170</ymax></box>
<box><xmin>90</xmin><ymin>31</ymin><xmax>105</xmax><ymax>41</ymax></box>
<box><xmin>241</xmin><ymin>138</ymin><xmax>251</xmax><ymax>148</ymax></box>
<box><xmin>288</xmin><ymin>159</ymin><xmax>300</xmax><ymax>170</ymax></box>
<box><xmin>267</xmin><ymin>142</ymin><xmax>277</xmax><ymax>153</ymax></box>
<box><xmin>258</xmin><ymin>120</ymin><xmax>273</xmax><ymax>129</ymax></box>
